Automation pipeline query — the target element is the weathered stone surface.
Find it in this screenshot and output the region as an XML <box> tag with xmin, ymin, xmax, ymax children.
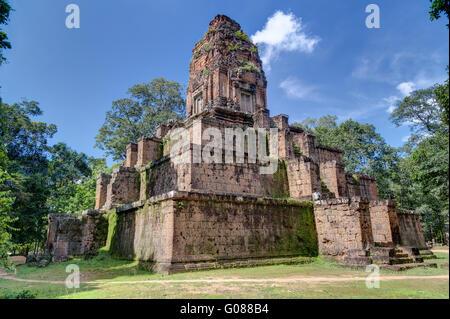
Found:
<box><xmin>46</xmin><ymin>210</ymin><xmax>108</xmax><ymax>262</ymax></box>
<box><xmin>110</xmin><ymin>191</ymin><xmax>317</xmax><ymax>274</ymax></box>
<box><xmin>125</xmin><ymin>143</ymin><xmax>138</xmax><ymax>168</ymax></box>
<box><xmin>137</xmin><ymin>137</ymin><xmax>162</xmax><ymax>167</ymax></box>
<box><xmin>95</xmin><ymin>173</ymin><xmax>111</xmax><ymax>210</ymax></box>
<box><xmin>314</xmin><ymin>198</ymin><xmax>373</xmax><ymax>260</ymax></box>
<box><xmin>104</xmin><ymin>166</ymin><xmax>139</xmax><ymax>209</ymax></box>
<box><xmin>397</xmin><ymin>209</ymin><xmax>428</xmax><ymax>249</ymax></box>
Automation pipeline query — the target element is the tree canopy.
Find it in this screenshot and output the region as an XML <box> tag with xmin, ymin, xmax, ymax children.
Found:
<box><xmin>95</xmin><ymin>77</ymin><xmax>185</xmax><ymax>160</ymax></box>
<box><xmin>429</xmin><ymin>0</ymin><xmax>450</xmax><ymax>27</ymax></box>
<box><xmin>0</xmin><ymin>0</ymin><xmax>11</xmax><ymax>65</ymax></box>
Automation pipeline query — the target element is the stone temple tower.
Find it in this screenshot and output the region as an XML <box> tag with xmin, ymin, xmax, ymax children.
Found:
<box><xmin>186</xmin><ymin>15</ymin><xmax>270</xmax><ymax>127</ymax></box>
<box><xmin>46</xmin><ymin>14</ymin><xmax>436</xmax><ymax>274</ymax></box>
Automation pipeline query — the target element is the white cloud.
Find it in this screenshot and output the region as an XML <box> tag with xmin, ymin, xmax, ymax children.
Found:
<box><xmin>251</xmin><ymin>11</ymin><xmax>320</xmax><ymax>71</ymax></box>
<box><xmin>396</xmin><ymin>82</ymin><xmax>415</xmax><ymax>96</ymax></box>
<box><xmin>383</xmin><ymin>95</ymin><xmax>399</xmax><ymax>113</ymax></box>
<box><xmin>279</xmin><ymin>77</ymin><xmax>319</xmax><ymax>101</ymax></box>
<box><xmin>402</xmin><ymin>135</ymin><xmax>411</xmax><ymax>142</ymax></box>
<box><xmin>387</xmin><ymin>105</ymin><xmax>396</xmax><ymax>114</ymax></box>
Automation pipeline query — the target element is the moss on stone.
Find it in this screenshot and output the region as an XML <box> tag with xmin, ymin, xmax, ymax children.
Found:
<box><xmin>105</xmin><ymin>210</ymin><xmax>118</xmax><ymax>252</ymax></box>
<box><xmin>273</xmin><ymin>205</ymin><xmax>318</xmax><ymax>257</ymax></box>
<box><xmin>269</xmin><ymin>160</ymin><xmax>290</xmax><ymax>198</ymax></box>
<box><xmin>293</xmin><ymin>142</ymin><xmax>302</xmax><ymax>157</ymax></box>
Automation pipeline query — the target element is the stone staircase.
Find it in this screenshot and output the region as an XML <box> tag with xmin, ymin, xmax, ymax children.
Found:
<box><xmin>340</xmin><ymin>246</ymin><xmax>437</xmax><ymax>271</ymax></box>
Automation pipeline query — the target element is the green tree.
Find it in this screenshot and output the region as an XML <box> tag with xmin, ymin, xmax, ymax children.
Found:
<box><xmin>0</xmin><ymin>0</ymin><xmax>12</xmax><ymax>65</ymax></box>
<box><xmin>0</xmin><ymin>155</ymin><xmax>16</xmax><ymax>269</ymax></box>
<box><xmin>391</xmin><ymin>83</ymin><xmax>449</xmax><ymax>242</ymax></box>
<box><xmin>47</xmin><ymin>146</ymin><xmax>106</xmax><ymax>213</ymax></box>
<box><xmin>434</xmin><ymin>67</ymin><xmax>449</xmax><ymax>125</ymax></box>
<box><xmin>293</xmin><ymin>116</ymin><xmax>399</xmax><ymax>199</ymax></box>
<box><xmin>390</xmin><ymin>86</ymin><xmax>442</xmax><ymax>136</ymax></box>
<box><xmin>1</xmin><ymin>100</ymin><xmax>56</xmax><ymax>251</ymax></box>
<box><xmin>429</xmin><ymin>0</ymin><xmax>450</xmax><ymax>27</ymax></box>
<box><xmin>95</xmin><ymin>77</ymin><xmax>185</xmax><ymax>161</ymax></box>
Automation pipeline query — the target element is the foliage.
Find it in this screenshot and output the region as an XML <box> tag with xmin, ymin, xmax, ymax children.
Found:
<box><xmin>235</xmin><ymin>30</ymin><xmax>250</xmax><ymax>42</ymax></box>
<box><xmin>0</xmin><ymin>100</ymin><xmax>56</xmax><ymax>251</ymax></box>
<box><xmin>201</xmin><ymin>44</ymin><xmax>212</xmax><ymax>53</ymax></box>
<box><xmin>390</xmin><ymin>79</ymin><xmax>449</xmax><ymax>241</ymax></box>
<box><xmin>434</xmin><ymin>66</ymin><xmax>449</xmax><ymax>125</ymax></box>
<box><xmin>0</xmin><ymin>167</ymin><xmax>17</xmax><ymax>269</ymax></box>
<box><xmin>429</xmin><ymin>0</ymin><xmax>450</xmax><ymax>27</ymax></box>
<box><xmin>228</xmin><ymin>43</ymin><xmax>239</xmax><ymax>51</ymax></box>
<box><xmin>46</xmin><ymin>143</ymin><xmax>107</xmax><ymax>213</ymax></box>
<box><xmin>236</xmin><ymin>61</ymin><xmax>261</xmax><ymax>73</ymax></box>
<box><xmin>95</xmin><ymin>77</ymin><xmax>185</xmax><ymax>160</ymax></box>
<box><xmin>0</xmin><ymin>100</ymin><xmax>106</xmax><ymax>252</ymax></box>
<box><xmin>390</xmin><ymin>85</ymin><xmax>443</xmax><ymax>135</ymax></box>
<box><xmin>0</xmin><ymin>0</ymin><xmax>11</xmax><ymax>65</ymax></box>
<box><xmin>0</xmin><ymin>289</ymin><xmax>36</xmax><ymax>299</ymax></box>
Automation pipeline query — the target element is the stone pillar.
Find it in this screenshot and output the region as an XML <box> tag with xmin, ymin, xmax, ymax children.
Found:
<box><xmin>369</xmin><ymin>178</ymin><xmax>379</xmax><ymax>200</ymax></box>
<box><xmin>319</xmin><ymin>161</ymin><xmax>347</xmax><ymax>198</ymax></box>
<box><xmin>253</xmin><ymin>108</ymin><xmax>270</xmax><ymax>129</ymax></box>
<box><xmin>368</xmin><ymin>200</ymin><xmax>399</xmax><ymax>246</ymax></box>
<box><xmin>156</xmin><ymin>124</ymin><xmax>170</xmax><ymax>139</ymax></box>
<box><xmin>355</xmin><ymin>175</ymin><xmax>379</xmax><ymax>200</ymax></box>
<box><xmin>95</xmin><ymin>173</ymin><xmax>112</xmax><ymax>209</ymax></box>
<box><xmin>286</xmin><ymin>158</ymin><xmax>321</xmax><ymax>199</ymax></box>
<box><xmin>397</xmin><ymin>210</ymin><xmax>428</xmax><ymax>249</ymax></box>
<box><xmin>271</xmin><ymin>114</ymin><xmax>289</xmax><ymax>130</ymax></box>
<box><xmin>125</xmin><ymin>143</ymin><xmax>138</xmax><ymax>168</ymax></box>
<box><xmin>137</xmin><ymin>137</ymin><xmax>162</xmax><ymax>166</ymax></box>
<box><xmin>314</xmin><ymin>198</ymin><xmax>373</xmax><ymax>263</ymax></box>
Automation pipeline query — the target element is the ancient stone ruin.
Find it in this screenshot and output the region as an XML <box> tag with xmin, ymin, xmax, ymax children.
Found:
<box><xmin>46</xmin><ymin>15</ymin><xmax>436</xmax><ymax>273</ymax></box>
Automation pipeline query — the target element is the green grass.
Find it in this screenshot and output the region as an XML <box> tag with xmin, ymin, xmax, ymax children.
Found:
<box><xmin>0</xmin><ymin>251</ymin><xmax>448</xmax><ymax>299</ymax></box>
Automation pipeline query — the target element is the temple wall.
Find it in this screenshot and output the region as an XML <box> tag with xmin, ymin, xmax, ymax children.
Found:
<box><xmin>109</xmin><ymin>200</ymin><xmax>175</xmax><ymax>273</ymax></box>
<box><xmin>109</xmin><ymin>192</ymin><xmax>318</xmax><ymax>273</ymax></box>
<box><xmin>317</xmin><ymin>146</ymin><xmax>343</xmax><ymax>163</ymax></box>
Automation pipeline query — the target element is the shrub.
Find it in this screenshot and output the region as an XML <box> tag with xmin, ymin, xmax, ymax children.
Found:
<box><xmin>235</xmin><ymin>30</ymin><xmax>250</xmax><ymax>42</ymax></box>
<box><xmin>1</xmin><ymin>290</ymin><xmax>37</xmax><ymax>299</ymax></box>
<box><xmin>235</xmin><ymin>61</ymin><xmax>261</xmax><ymax>73</ymax></box>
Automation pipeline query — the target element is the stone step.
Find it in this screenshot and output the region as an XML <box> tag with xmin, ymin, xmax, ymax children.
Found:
<box><xmin>393</xmin><ymin>253</ymin><xmax>410</xmax><ymax>258</ymax></box>
<box><xmin>390</xmin><ymin>257</ymin><xmax>415</xmax><ymax>265</ymax></box>
<box><xmin>380</xmin><ymin>262</ymin><xmax>438</xmax><ymax>271</ymax></box>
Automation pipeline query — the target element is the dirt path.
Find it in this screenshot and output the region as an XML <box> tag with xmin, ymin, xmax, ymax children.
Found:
<box><xmin>432</xmin><ymin>250</ymin><xmax>449</xmax><ymax>253</ymax></box>
<box><xmin>0</xmin><ymin>273</ymin><xmax>448</xmax><ymax>285</ymax></box>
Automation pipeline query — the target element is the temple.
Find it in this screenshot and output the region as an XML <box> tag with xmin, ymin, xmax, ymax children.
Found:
<box><xmin>46</xmin><ymin>15</ymin><xmax>436</xmax><ymax>273</ymax></box>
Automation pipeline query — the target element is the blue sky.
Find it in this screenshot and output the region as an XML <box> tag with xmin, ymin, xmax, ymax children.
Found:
<box><xmin>0</xmin><ymin>0</ymin><xmax>448</xmax><ymax>165</ymax></box>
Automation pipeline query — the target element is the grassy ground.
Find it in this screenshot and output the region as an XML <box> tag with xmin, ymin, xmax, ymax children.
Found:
<box><xmin>0</xmin><ymin>249</ymin><xmax>448</xmax><ymax>299</ymax></box>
